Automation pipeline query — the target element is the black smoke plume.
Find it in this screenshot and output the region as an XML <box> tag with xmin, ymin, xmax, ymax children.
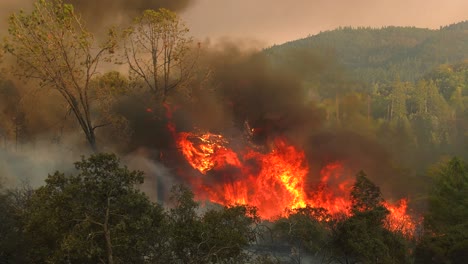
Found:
<box><xmin>119</xmin><ymin>41</ymin><xmax>404</xmax><ymax>199</ymax></box>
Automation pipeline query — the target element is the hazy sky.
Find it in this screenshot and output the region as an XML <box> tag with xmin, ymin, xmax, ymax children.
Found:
<box><xmin>180</xmin><ymin>0</ymin><xmax>468</xmax><ymax>46</ymax></box>
<box><xmin>0</xmin><ymin>0</ymin><xmax>466</xmax><ymax>47</ymax></box>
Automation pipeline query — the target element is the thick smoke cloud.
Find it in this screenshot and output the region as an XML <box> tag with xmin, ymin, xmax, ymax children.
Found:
<box><xmin>66</xmin><ymin>0</ymin><xmax>195</xmax><ymax>29</ymax></box>
<box><xmin>68</xmin><ymin>0</ymin><xmax>193</xmax><ymax>13</ymax></box>
<box><xmin>0</xmin><ymin>0</ymin><xmax>408</xmax><ymax>201</ymax></box>
<box><xmin>0</xmin><ymin>0</ymin><xmax>195</xmax><ymax>34</ymax></box>
<box><xmin>175</xmin><ymin>42</ymin><xmax>326</xmax><ymax>142</ymax></box>
<box><xmin>136</xmin><ymin>41</ymin><xmax>402</xmax><ymax>199</ymax></box>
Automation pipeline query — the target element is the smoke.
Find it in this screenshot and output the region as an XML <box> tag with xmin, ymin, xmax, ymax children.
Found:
<box><xmin>157</xmin><ymin>40</ymin><xmax>411</xmax><ymax>200</ymax></box>
<box><xmin>66</xmin><ymin>0</ymin><xmax>195</xmax><ymax>29</ymax></box>
<box><xmin>0</xmin><ymin>31</ymin><xmax>410</xmax><ymax>203</ymax></box>
<box><xmin>0</xmin><ymin>134</ymin><xmax>87</xmax><ymax>188</ymax></box>
<box><xmin>174</xmin><ymin>41</ymin><xmax>326</xmax><ymax>142</ymax></box>
<box><xmin>0</xmin><ymin>1</ymin><xmax>414</xmax><ymax>202</ymax></box>
<box><xmin>305</xmin><ymin>130</ymin><xmax>399</xmax><ymax>197</ymax></box>
<box><xmin>68</xmin><ymin>0</ymin><xmax>193</xmax><ymax>13</ymax></box>
<box><xmin>124</xmin><ymin>148</ymin><xmax>179</xmax><ymax>203</ymax></box>
<box><xmin>0</xmin><ymin>0</ymin><xmax>195</xmax><ymax>35</ymax></box>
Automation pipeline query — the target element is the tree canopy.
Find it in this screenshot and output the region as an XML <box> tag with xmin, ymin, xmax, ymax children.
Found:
<box><xmin>3</xmin><ymin>0</ymin><xmax>116</xmax><ymax>151</ymax></box>
<box><xmin>121</xmin><ymin>8</ymin><xmax>195</xmax><ymax>104</ymax></box>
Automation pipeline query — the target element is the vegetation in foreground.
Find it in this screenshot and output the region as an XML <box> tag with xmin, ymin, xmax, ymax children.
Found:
<box><xmin>0</xmin><ymin>154</ymin><xmax>467</xmax><ymax>263</ymax></box>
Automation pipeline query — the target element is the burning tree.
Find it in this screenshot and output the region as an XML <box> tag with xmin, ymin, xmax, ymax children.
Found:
<box><xmin>171</xmin><ymin>125</ymin><xmax>419</xmax><ymax>233</ymax></box>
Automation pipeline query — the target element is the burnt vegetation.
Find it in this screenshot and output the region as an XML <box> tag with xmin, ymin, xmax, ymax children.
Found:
<box><xmin>1</xmin><ymin>1</ymin><xmax>468</xmax><ymax>263</ymax></box>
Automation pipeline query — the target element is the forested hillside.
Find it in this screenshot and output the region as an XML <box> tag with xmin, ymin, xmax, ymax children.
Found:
<box><xmin>266</xmin><ymin>21</ymin><xmax>468</xmax><ymax>83</ymax></box>
<box><xmin>264</xmin><ymin>22</ymin><xmax>468</xmax><ymax>171</ymax></box>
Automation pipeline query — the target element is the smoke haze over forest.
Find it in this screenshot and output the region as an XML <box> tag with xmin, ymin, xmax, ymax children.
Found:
<box><xmin>0</xmin><ymin>1</ymin><xmax>467</xmax><ymax>263</ymax></box>
<box><xmin>181</xmin><ymin>0</ymin><xmax>468</xmax><ymax>45</ymax></box>
<box><xmin>0</xmin><ymin>0</ymin><xmax>466</xmax><ymax>192</ymax></box>
<box><xmin>1</xmin><ymin>0</ymin><xmax>467</xmax><ymax>45</ymax></box>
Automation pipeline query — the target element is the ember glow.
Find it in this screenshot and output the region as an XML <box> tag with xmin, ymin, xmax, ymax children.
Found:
<box><xmin>173</xmin><ymin>129</ymin><xmax>418</xmax><ymax>236</ymax></box>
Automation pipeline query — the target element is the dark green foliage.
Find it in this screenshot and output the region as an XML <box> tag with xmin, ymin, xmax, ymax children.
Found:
<box><xmin>267</xmin><ymin>22</ymin><xmax>468</xmax><ymax>83</ymax></box>
<box><xmin>166</xmin><ymin>184</ymin><xmax>203</xmax><ymax>263</ymax></box>
<box><xmin>331</xmin><ymin>171</ymin><xmax>410</xmax><ymax>264</ymax></box>
<box><xmin>415</xmin><ymin>158</ymin><xmax>468</xmax><ymax>264</ymax></box>
<box><xmin>0</xmin><ymin>157</ymin><xmax>261</xmax><ymax>264</ymax></box>
<box><xmin>167</xmin><ymin>185</ymin><xmax>259</xmax><ymax>263</ymax></box>
<box><xmin>267</xmin><ymin>23</ymin><xmax>468</xmax><ymax>173</ymax></box>
<box><xmin>201</xmin><ymin>204</ymin><xmax>259</xmax><ymax>262</ymax></box>
<box><xmin>426</xmin><ymin>158</ymin><xmax>468</xmax><ymax>231</ymax></box>
<box><xmin>20</xmin><ymin>153</ymin><xmax>166</xmax><ymax>263</ymax></box>
<box><xmin>273</xmin><ymin>206</ymin><xmax>331</xmax><ymax>254</ymax></box>
<box><xmin>351</xmin><ymin>171</ymin><xmax>387</xmax><ymax>215</ymax></box>
<box><xmin>0</xmin><ymin>185</ymin><xmax>25</xmax><ymax>263</ymax></box>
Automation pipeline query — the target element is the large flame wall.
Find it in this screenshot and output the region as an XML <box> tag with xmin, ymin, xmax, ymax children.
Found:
<box><xmin>174</xmin><ymin>130</ymin><xmax>418</xmax><ymax>236</ymax></box>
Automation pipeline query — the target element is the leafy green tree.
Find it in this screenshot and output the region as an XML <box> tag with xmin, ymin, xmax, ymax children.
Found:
<box><xmin>21</xmin><ymin>153</ymin><xmax>166</xmax><ymax>264</ymax></box>
<box><xmin>273</xmin><ymin>206</ymin><xmax>331</xmax><ymax>263</ymax></box>
<box><xmin>3</xmin><ymin>0</ymin><xmax>116</xmax><ymax>151</ymax></box>
<box><xmin>331</xmin><ymin>171</ymin><xmax>410</xmax><ymax>264</ymax></box>
<box><xmin>389</xmin><ymin>78</ymin><xmax>408</xmax><ymax>121</ymax></box>
<box><xmin>415</xmin><ymin>157</ymin><xmax>468</xmax><ymax>264</ymax></box>
<box><xmin>350</xmin><ymin>171</ymin><xmax>387</xmax><ymax>215</ymax></box>
<box><xmin>91</xmin><ymin>71</ymin><xmax>132</xmax><ymax>147</ymax></box>
<box><xmin>166</xmin><ymin>184</ymin><xmax>203</xmax><ymax>263</ymax></box>
<box><xmin>167</xmin><ymin>185</ymin><xmax>260</xmax><ymax>263</ymax></box>
<box><xmin>0</xmin><ymin>183</ymin><xmax>21</xmax><ymax>263</ymax></box>
<box><xmin>201</xmin><ymin>204</ymin><xmax>259</xmax><ymax>263</ymax></box>
<box><xmin>411</xmin><ymin>80</ymin><xmax>430</xmax><ymax>115</ymax></box>
<box><xmin>429</xmin><ymin>64</ymin><xmax>465</xmax><ymax>101</ymax></box>
<box><xmin>121</xmin><ymin>8</ymin><xmax>195</xmax><ymax>104</ymax></box>
<box><xmin>0</xmin><ymin>180</ymin><xmax>35</xmax><ymax>263</ymax></box>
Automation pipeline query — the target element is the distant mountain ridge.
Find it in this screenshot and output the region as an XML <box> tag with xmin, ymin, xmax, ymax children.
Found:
<box><xmin>265</xmin><ymin>20</ymin><xmax>468</xmax><ymax>84</ymax></box>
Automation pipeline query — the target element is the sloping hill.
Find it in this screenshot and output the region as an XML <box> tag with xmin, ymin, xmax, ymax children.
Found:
<box><xmin>265</xmin><ymin>21</ymin><xmax>468</xmax><ymax>84</ymax></box>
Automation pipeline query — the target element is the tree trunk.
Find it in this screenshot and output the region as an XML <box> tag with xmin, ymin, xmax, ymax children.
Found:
<box><xmin>335</xmin><ymin>93</ymin><xmax>340</xmax><ymax>123</ymax></box>
<box><xmin>390</xmin><ymin>99</ymin><xmax>394</xmax><ymax>121</ymax></box>
<box><xmin>87</xmin><ymin>129</ymin><xmax>98</xmax><ymax>153</ymax></box>
<box><xmin>367</xmin><ymin>94</ymin><xmax>371</xmax><ymax>121</ymax></box>
<box><xmin>104</xmin><ymin>198</ymin><xmax>114</xmax><ymax>264</ymax></box>
<box><xmin>67</xmin><ymin>96</ymin><xmax>98</xmax><ymax>152</ymax></box>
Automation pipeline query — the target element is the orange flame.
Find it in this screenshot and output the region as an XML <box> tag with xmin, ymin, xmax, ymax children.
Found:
<box><xmin>177</xmin><ymin>132</ymin><xmax>241</xmax><ymax>174</ymax></box>
<box><xmin>174</xmin><ymin>130</ymin><xmax>418</xmax><ymax>236</ymax></box>
<box><xmin>384</xmin><ymin>199</ymin><xmax>419</xmax><ymax>237</ymax></box>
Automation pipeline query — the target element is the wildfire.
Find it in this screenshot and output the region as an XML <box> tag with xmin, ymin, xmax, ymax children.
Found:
<box><xmin>384</xmin><ymin>199</ymin><xmax>418</xmax><ymax>237</ymax></box>
<box><xmin>177</xmin><ymin>132</ymin><xmax>241</xmax><ymax>174</ymax></box>
<box><xmin>173</xmin><ymin>129</ymin><xmax>418</xmax><ymax>236</ymax></box>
